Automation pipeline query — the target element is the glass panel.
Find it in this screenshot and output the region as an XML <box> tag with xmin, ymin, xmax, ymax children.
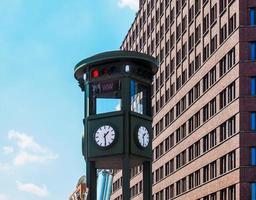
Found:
<box><xmin>130</xmin><ymin>80</ymin><xmax>149</xmax><ymax>115</ymax></box>
<box><xmin>250</xmin><ymin>8</ymin><xmax>256</xmax><ymax>26</ymax></box>
<box><xmin>252</xmin><ymin>148</ymin><xmax>256</xmax><ymax>165</ymax></box>
<box><xmin>252</xmin><ymin>183</ymin><xmax>256</xmax><ymax>200</ymax></box>
<box><xmin>251</xmin><ymin>42</ymin><xmax>256</xmax><ymax>61</ymax></box>
<box><xmin>90</xmin><ymin>80</ymin><xmax>121</xmax><ymax>114</ymax></box>
<box><xmin>252</xmin><ymin>112</ymin><xmax>256</xmax><ymax>131</ymax></box>
<box><xmin>96</xmin><ymin>98</ymin><xmax>121</xmax><ymax>114</ymax></box>
<box><xmin>252</xmin><ymin>77</ymin><xmax>256</xmax><ymax>96</ymax></box>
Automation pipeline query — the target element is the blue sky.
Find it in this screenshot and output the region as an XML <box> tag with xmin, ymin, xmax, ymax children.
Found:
<box><xmin>0</xmin><ymin>0</ymin><xmax>138</xmax><ymax>199</ymax></box>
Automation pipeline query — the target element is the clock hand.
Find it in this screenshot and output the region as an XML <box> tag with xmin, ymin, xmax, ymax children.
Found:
<box><xmin>104</xmin><ymin>131</ymin><xmax>109</xmax><ymax>137</ymax></box>
<box><xmin>103</xmin><ymin>131</ymin><xmax>109</xmax><ymax>146</ymax></box>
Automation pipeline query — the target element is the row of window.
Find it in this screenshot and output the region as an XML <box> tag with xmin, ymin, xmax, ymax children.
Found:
<box><xmin>154</xmin><ymin>79</ymin><xmax>236</xmax><ymax>145</ymax></box>
<box><xmin>113</xmin><ymin>177</ymin><xmax>123</xmax><ymax>193</ymax></box>
<box><xmin>153</xmin><ymin>45</ymin><xmax>236</xmax><ymax>116</ymax></box>
<box><xmin>153</xmin><ymin>41</ymin><xmax>254</xmax><ymax>107</ymax></box>
<box><xmin>199</xmin><ymin>185</ymin><xmax>236</xmax><ymax>200</ymax></box>
<box><xmin>153</xmin><ymin>115</ymin><xmax>237</xmax><ymax>184</ymax></box>
<box><xmin>115</xmin><ymin>143</ymin><xmax>256</xmax><ymax>200</ymax></box>
<box><xmin>154</xmin><ymin>150</ymin><xmax>236</xmax><ymax>200</ymax></box>
<box><xmin>124</xmin><ymin>0</ymin><xmax>236</xmax><ymax>58</ymax></box>
<box><xmin>112</xmin><ymin>166</ymin><xmax>143</xmax><ymax>193</ymax></box>
<box><xmin>130</xmin><ymin>180</ymin><xmax>143</xmax><ymax>198</ymax></box>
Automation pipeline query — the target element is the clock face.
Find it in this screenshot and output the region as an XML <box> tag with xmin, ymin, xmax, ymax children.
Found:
<box><xmin>95</xmin><ymin>125</ymin><xmax>116</xmax><ymax>147</ymax></box>
<box><xmin>137</xmin><ymin>126</ymin><xmax>149</xmax><ymax>148</ymax></box>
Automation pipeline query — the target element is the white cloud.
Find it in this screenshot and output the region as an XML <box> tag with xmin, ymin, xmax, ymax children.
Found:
<box><xmin>8</xmin><ymin>130</ymin><xmax>45</xmax><ymax>152</ymax></box>
<box><xmin>4</xmin><ymin>130</ymin><xmax>58</xmax><ymax>166</ymax></box>
<box><xmin>0</xmin><ymin>194</ymin><xmax>9</xmax><ymax>200</ymax></box>
<box><xmin>16</xmin><ymin>181</ymin><xmax>49</xmax><ymax>197</ymax></box>
<box><xmin>14</xmin><ymin>151</ymin><xmax>58</xmax><ymax>166</ymax></box>
<box><xmin>117</xmin><ymin>0</ymin><xmax>139</xmax><ymax>11</ymax></box>
<box><xmin>0</xmin><ymin>163</ymin><xmax>10</xmax><ymax>171</ymax></box>
<box><xmin>2</xmin><ymin>146</ymin><xmax>14</xmax><ymax>154</ymax></box>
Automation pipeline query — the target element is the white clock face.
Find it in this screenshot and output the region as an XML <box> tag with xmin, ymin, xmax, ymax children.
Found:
<box><xmin>95</xmin><ymin>125</ymin><xmax>115</xmax><ymax>147</ymax></box>
<box><xmin>137</xmin><ymin>126</ymin><xmax>149</xmax><ymax>148</ymax></box>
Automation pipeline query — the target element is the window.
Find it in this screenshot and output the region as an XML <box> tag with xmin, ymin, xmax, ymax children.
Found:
<box><xmin>189</xmin><ymin>61</ymin><xmax>195</xmax><ymax>77</ymax></box>
<box><xmin>251</xmin><ymin>147</ymin><xmax>256</xmax><ymax>165</ymax></box>
<box><xmin>189</xmin><ymin>5</ymin><xmax>195</xmax><ymax>23</ymax></box>
<box><xmin>203</xmin><ymin>74</ymin><xmax>209</xmax><ymax>92</ymax></box>
<box><xmin>210</xmin><ymin>66</ymin><xmax>216</xmax><ymax>85</ymax></box>
<box><xmin>220</xmin><ymin>55</ymin><xmax>227</xmax><ymax>77</ymax></box>
<box><xmin>220</xmin><ymin>122</ymin><xmax>227</xmax><ymax>141</ymax></box>
<box><xmin>220</xmin><ymin>155</ymin><xmax>227</xmax><ymax>174</ymax></box>
<box><xmin>210</xmin><ymin>4</ymin><xmax>217</xmax><ymax>24</ymax></box>
<box><xmin>210</xmin><ymin>193</ymin><xmax>217</xmax><ymax>200</ymax></box>
<box><xmin>176</xmin><ymin>154</ymin><xmax>181</xmax><ymax>169</ymax></box>
<box><xmin>220</xmin><ymin>188</ymin><xmax>227</xmax><ymax>200</ymax></box>
<box><xmin>228</xmin><ymin>151</ymin><xmax>236</xmax><ymax>170</ymax></box>
<box><xmin>195</xmin><ymin>24</ymin><xmax>201</xmax><ymax>43</ymax></box>
<box><xmin>203</xmin><ymin>134</ymin><xmax>209</xmax><ymax>152</ymax></box>
<box><xmin>182</xmin><ymin>42</ymin><xmax>187</xmax><ymax>60</ymax></box>
<box><xmin>182</xmin><ymin>177</ymin><xmax>187</xmax><ymax>193</ymax></box>
<box><xmin>252</xmin><ymin>112</ymin><xmax>256</xmax><ymax>131</ymax></box>
<box><xmin>195</xmin><ymin>0</ymin><xmax>201</xmax><ymax>15</ymax></box>
<box><xmin>251</xmin><ymin>183</ymin><xmax>256</xmax><ymax>200</ymax></box>
<box><xmin>251</xmin><ymin>42</ymin><xmax>256</xmax><ymax>61</ymax></box>
<box><xmin>220</xmin><ymin>24</ymin><xmax>227</xmax><ymax>44</ymax></box>
<box><xmin>229</xmin><ymin>14</ymin><xmax>236</xmax><ymax>34</ymax></box>
<box><xmin>165</xmin><ymin>184</ymin><xmax>174</xmax><ymax>199</ymax></box>
<box><xmin>228</xmin><ymin>185</ymin><xmax>236</xmax><ymax>200</ymax></box>
<box><xmin>182</xmin><ymin>15</ymin><xmax>187</xmax><ymax>33</ymax></box>
<box><xmin>189</xmin><ymin>173</ymin><xmax>194</xmax><ymax>189</ymax></box>
<box><xmin>210</xmin><ymin>130</ymin><xmax>217</xmax><ymax>148</ymax></box>
<box><xmin>252</xmin><ymin>77</ymin><xmax>256</xmax><ymax>96</ymax></box>
<box><xmin>210</xmin><ymin>161</ymin><xmax>217</xmax><ymax>179</ymax></box>
<box><xmin>210</xmin><ymin>98</ymin><xmax>216</xmax><ymax>116</ymax></box>
<box><xmin>195</xmin><ymin>170</ymin><xmax>200</xmax><ymax>186</ymax></box>
<box><xmin>189</xmin><ymin>33</ymin><xmax>195</xmax><ymax>51</ymax></box>
<box><xmin>203</xmin><ymin>44</ymin><xmax>210</xmax><ymax>61</ymax></box>
<box><xmin>220</xmin><ymin>88</ymin><xmax>227</xmax><ymax>109</ymax></box>
<box><xmin>228</xmin><ymin>48</ymin><xmax>236</xmax><ymax>69</ymax></box>
<box><xmin>228</xmin><ymin>82</ymin><xmax>236</xmax><ymax>103</ymax></box>
<box><xmin>203</xmin><ymin>14</ymin><xmax>209</xmax><ymax>34</ymax></box>
<box><xmin>188</xmin><ymin>89</ymin><xmax>194</xmax><ymax>106</ymax></box>
<box><xmin>195</xmin><ymin>111</ymin><xmax>201</xmax><ymax>128</ymax></box>
<box><xmin>211</xmin><ymin>35</ymin><xmax>218</xmax><ymax>53</ymax></box>
<box><xmin>203</xmin><ymin>104</ymin><xmax>209</xmax><ymax>122</ymax></box>
<box><xmin>195</xmin><ymin>54</ymin><xmax>201</xmax><ymax>71</ymax></box>
<box><xmin>176</xmin><ymin>127</ymin><xmax>181</xmax><ymax>142</ymax></box>
<box><xmin>250</xmin><ymin>8</ymin><xmax>256</xmax><ymax>26</ymax></box>
<box><xmin>203</xmin><ymin>165</ymin><xmax>209</xmax><ymax>182</ymax></box>
<box><xmin>195</xmin><ymin>141</ymin><xmax>200</xmax><ymax>157</ymax></box>
<box><xmin>189</xmin><ymin>145</ymin><xmax>194</xmax><ymax>161</ymax></box>
<box><xmin>194</xmin><ymin>82</ymin><xmax>201</xmax><ymax>99</ymax></box>
<box><xmin>220</xmin><ymin>0</ymin><xmax>227</xmax><ymax>14</ymax></box>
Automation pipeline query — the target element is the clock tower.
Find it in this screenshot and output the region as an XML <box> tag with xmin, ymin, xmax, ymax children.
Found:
<box><xmin>74</xmin><ymin>51</ymin><xmax>158</xmax><ymax>200</ymax></box>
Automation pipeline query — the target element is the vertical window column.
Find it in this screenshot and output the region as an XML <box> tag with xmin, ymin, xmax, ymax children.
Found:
<box><xmin>250</xmin><ymin>42</ymin><xmax>256</xmax><ymax>61</ymax></box>
<box><xmin>251</xmin><ymin>147</ymin><xmax>256</xmax><ymax>165</ymax></box>
<box><xmin>250</xmin><ymin>8</ymin><xmax>256</xmax><ymax>26</ymax></box>
<box><xmin>251</xmin><ymin>77</ymin><xmax>256</xmax><ymax>96</ymax></box>
<box><xmin>252</xmin><ymin>112</ymin><xmax>256</xmax><ymax>131</ymax></box>
<box><xmin>252</xmin><ymin>183</ymin><xmax>256</xmax><ymax>200</ymax></box>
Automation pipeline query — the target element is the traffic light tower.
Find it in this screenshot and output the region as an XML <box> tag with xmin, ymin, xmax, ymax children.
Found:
<box><xmin>74</xmin><ymin>51</ymin><xmax>158</xmax><ymax>200</ymax></box>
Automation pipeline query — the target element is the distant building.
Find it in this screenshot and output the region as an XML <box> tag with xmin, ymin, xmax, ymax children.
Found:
<box><xmin>69</xmin><ymin>176</ymin><xmax>88</xmax><ymax>200</ymax></box>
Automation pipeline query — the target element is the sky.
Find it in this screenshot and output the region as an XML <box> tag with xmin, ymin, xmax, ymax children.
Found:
<box><xmin>0</xmin><ymin>0</ymin><xmax>138</xmax><ymax>199</ymax></box>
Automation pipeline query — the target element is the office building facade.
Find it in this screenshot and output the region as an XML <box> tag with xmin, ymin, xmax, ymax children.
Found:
<box><xmin>111</xmin><ymin>0</ymin><xmax>256</xmax><ymax>199</ymax></box>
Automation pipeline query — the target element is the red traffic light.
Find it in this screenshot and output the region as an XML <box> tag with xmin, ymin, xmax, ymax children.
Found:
<box><xmin>91</xmin><ymin>69</ymin><xmax>100</xmax><ymax>78</ymax></box>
